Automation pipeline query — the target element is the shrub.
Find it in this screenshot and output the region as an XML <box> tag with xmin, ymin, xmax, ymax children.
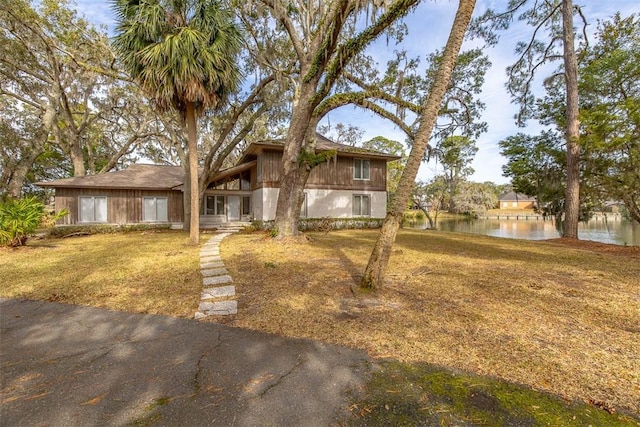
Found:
<box><xmin>46</xmin><ymin>223</ymin><xmax>171</xmax><ymax>238</ymax></box>
<box><xmin>0</xmin><ymin>197</ymin><xmax>68</xmax><ymax>247</ymax></box>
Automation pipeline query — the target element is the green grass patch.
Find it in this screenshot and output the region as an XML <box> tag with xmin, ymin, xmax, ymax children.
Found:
<box><xmin>348</xmin><ymin>361</ymin><xmax>639</xmax><ymax>426</ymax></box>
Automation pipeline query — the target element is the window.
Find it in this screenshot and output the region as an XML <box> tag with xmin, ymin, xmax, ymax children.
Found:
<box><xmin>240</xmin><ymin>172</ymin><xmax>251</xmax><ymax>190</ymax></box>
<box><xmin>300</xmin><ymin>193</ymin><xmax>307</xmax><ymax>218</ymax></box>
<box><xmin>352</xmin><ymin>194</ymin><xmax>371</xmax><ymax>216</ymax></box>
<box><xmin>205</xmin><ymin>195</ymin><xmax>225</xmax><ymax>215</ymax></box>
<box><xmin>354</xmin><ymin>159</ymin><xmax>370</xmax><ymax>180</ymax></box>
<box><xmin>79</xmin><ymin>196</ymin><xmax>107</xmax><ymax>223</ymax></box>
<box><xmin>143</xmin><ymin>197</ymin><xmax>168</xmax><ymax>222</ymax></box>
<box><xmin>242</xmin><ymin>196</ymin><xmax>251</xmax><ymax>216</ymax></box>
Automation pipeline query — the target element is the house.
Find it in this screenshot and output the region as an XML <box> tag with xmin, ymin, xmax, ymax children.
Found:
<box><xmin>498</xmin><ymin>191</ymin><xmax>537</xmax><ymax>210</ymax></box>
<box><xmin>37</xmin><ymin>135</ymin><xmax>400</xmax><ymax>227</ymax></box>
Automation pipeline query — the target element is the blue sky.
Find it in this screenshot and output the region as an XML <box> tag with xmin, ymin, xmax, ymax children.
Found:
<box><xmin>74</xmin><ymin>0</ymin><xmax>639</xmax><ymax>184</ymax></box>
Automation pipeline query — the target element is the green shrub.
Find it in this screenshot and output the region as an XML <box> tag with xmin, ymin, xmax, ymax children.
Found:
<box><xmin>47</xmin><ymin>223</ymin><xmax>171</xmax><ymax>238</ymax></box>
<box><xmin>0</xmin><ymin>197</ymin><xmax>68</xmax><ymax>247</ymax></box>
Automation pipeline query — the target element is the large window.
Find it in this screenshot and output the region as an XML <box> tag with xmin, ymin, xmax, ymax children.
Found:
<box><xmin>143</xmin><ymin>197</ymin><xmax>168</xmax><ymax>222</ymax></box>
<box><xmin>205</xmin><ymin>195</ymin><xmax>225</xmax><ymax>215</ymax></box>
<box><xmin>352</xmin><ymin>194</ymin><xmax>371</xmax><ymax>216</ymax></box>
<box><xmin>354</xmin><ymin>158</ymin><xmax>370</xmax><ymax>180</ymax></box>
<box><xmin>79</xmin><ymin>196</ymin><xmax>107</xmax><ymax>223</ymax></box>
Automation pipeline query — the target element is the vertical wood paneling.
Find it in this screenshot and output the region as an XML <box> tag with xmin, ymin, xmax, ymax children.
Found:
<box><xmin>53</xmin><ymin>188</ymin><xmax>184</xmax><ymax>225</ymax></box>
<box><xmin>307</xmin><ymin>156</ymin><xmax>386</xmax><ymax>188</ymax></box>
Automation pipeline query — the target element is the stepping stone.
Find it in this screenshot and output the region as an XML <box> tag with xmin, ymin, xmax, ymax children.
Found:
<box><xmin>201</xmin><ymin>251</ymin><xmax>220</xmax><ymax>258</ymax></box>
<box><xmin>203</xmin><ymin>275</ymin><xmax>232</xmax><ymax>286</ymax></box>
<box><xmin>201</xmin><ymin>260</ymin><xmax>223</xmax><ymax>266</ymax></box>
<box><xmin>201</xmin><ymin>258</ymin><xmax>222</xmax><ymax>265</ymax></box>
<box><xmin>199</xmin><ymin>300</ymin><xmax>237</xmax><ymax>315</ymax></box>
<box><xmin>201</xmin><ymin>267</ymin><xmax>228</xmax><ymax>277</ymax></box>
<box><xmin>201</xmin><ymin>260</ymin><xmax>223</xmax><ymax>269</ymax></box>
<box><xmin>201</xmin><ymin>248</ymin><xmax>220</xmax><ymax>254</ymax></box>
<box><xmin>194</xmin><ymin>311</ymin><xmax>207</xmax><ymax>320</ymax></box>
<box><xmin>201</xmin><ymin>285</ymin><xmax>235</xmax><ymax>299</ymax></box>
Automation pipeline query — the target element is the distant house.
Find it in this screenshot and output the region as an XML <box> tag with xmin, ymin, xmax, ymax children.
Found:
<box><xmin>498</xmin><ymin>191</ymin><xmax>537</xmax><ymax>210</ymax></box>
<box><xmin>37</xmin><ymin>135</ymin><xmax>399</xmax><ymax>227</ymax></box>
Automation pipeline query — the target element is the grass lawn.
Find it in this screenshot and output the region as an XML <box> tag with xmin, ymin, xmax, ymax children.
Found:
<box><xmin>0</xmin><ymin>230</ymin><xmax>201</xmax><ymax>317</ymax></box>
<box><xmin>218</xmin><ymin>229</ymin><xmax>640</xmax><ymax>418</ymax></box>
<box><xmin>1</xmin><ymin>227</ymin><xmax>639</xmax><ymax>423</ymax></box>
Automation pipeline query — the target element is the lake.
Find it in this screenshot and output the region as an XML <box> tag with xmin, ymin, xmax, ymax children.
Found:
<box><xmin>405</xmin><ymin>215</ymin><xmax>640</xmax><ymax>246</ymax></box>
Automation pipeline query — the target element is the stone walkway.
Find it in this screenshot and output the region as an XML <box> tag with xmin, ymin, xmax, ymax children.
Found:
<box><xmin>194</xmin><ymin>232</ymin><xmax>237</xmax><ymax>319</ymax></box>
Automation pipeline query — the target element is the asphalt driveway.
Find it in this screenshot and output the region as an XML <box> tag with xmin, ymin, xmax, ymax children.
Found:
<box><xmin>0</xmin><ymin>298</ymin><xmax>371</xmax><ymax>426</ymax></box>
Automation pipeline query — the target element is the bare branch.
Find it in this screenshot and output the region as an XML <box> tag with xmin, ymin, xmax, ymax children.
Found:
<box><xmin>259</xmin><ymin>0</ymin><xmax>306</xmax><ymax>61</ymax></box>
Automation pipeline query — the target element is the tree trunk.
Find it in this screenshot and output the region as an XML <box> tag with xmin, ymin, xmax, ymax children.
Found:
<box><xmin>361</xmin><ymin>0</ymin><xmax>476</xmax><ymax>289</ymax></box>
<box><xmin>273</xmin><ymin>85</ymin><xmax>316</xmax><ymax>238</ymax></box>
<box><xmin>561</xmin><ymin>0</ymin><xmax>580</xmax><ymax>239</ymax></box>
<box><xmin>69</xmin><ymin>135</ymin><xmax>86</xmax><ymax>177</ymax></box>
<box><xmin>182</xmin><ymin>167</ymin><xmax>191</xmax><ymax>231</ymax></box>
<box><xmin>6</xmin><ymin>162</ymin><xmax>29</xmax><ymax>198</ymax></box>
<box><xmin>621</xmin><ymin>195</ymin><xmax>640</xmax><ymax>225</ymax></box>
<box><xmin>186</xmin><ymin>102</ymin><xmax>200</xmax><ymax>245</ymax></box>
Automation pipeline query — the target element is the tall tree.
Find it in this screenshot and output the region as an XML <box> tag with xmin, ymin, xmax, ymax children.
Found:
<box><xmin>561</xmin><ymin>0</ymin><xmax>580</xmax><ymax>238</ymax></box>
<box><xmin>501</xmin><ymin>13</ymin><xmax>640</xmax><ymax>223</ymax></box>
<box><xmin>112</xmin><ymin>0</ymin><xmax>243</xmax><ymax>245</ymax></box>
<box><xmin>435</xmin><ymin>135</ymin><xmax>478</xmax><ymax>212</ymax></box>
<box><xmin>361</xmin><ymin>0</ymin><xmax>477</xmax><ymax>289</ymax></box>
<box><xmin>0</xmin><ymin>0</ymin><xmax>127</xmax><ymax>180</ymax></box>
<box><xmin>579</xmin><ymin>14</ymin><xmax>640</xmax><ymax>223</ymax></box>
<box><xmin>537</xmin><ymin>13</ymin><xmax>640</xmax><ymax>223</ymax></box>
<box><xmin>478</xmin><ymin>0</ymin><xmax>587</xmax><ymax>238</ymax></box>
<box><xmin>244</xmin><ymin>0</ymin><xmax>421</xmax><ymax>238</ymax></box>
<box><xmin>499</xmin><ymin>131</ymin><xmax>566</xmax><ymax>215</ymax></box>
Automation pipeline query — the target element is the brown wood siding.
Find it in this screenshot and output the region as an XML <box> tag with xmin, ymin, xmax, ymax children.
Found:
<box><xmin>250</xmin><ymin>165</ymin><xmax>258</xmax><ymax>190</ymax></box>
<box><xmin>54</xmin><ymin>188</ymin><xmax>183</xmax><ymax>225</ymax></box>
<box><xmin>254</xmin><ymin>150</ymin><xmax>387</xmax><ymax>191</ymax></box>
<box><xmin>307</xmin><ymin>156</ymin><xmax>386</xmax><ymax>191</ymax></box>
<box><xmin>255</xmin><ymin>149</ymin><xmax>282</xmax><ymax>186</ymax></box>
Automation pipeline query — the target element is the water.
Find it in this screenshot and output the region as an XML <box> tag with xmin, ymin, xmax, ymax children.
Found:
<box><xmin>405</xmin><ymin>216</ymin><xmax>640</xmax><ymax>246</ymax></box>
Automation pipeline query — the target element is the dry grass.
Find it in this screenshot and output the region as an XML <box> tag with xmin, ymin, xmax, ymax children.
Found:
<box><xmin>220</xmin><ymin>229</ymin><xmax>640</xmax><ymax>415</ymax></box>
<box><xmin>2</xmin><ymin>227</ymin><xmax>638</xmax><ymax>416</ymax></box>
<box><xmin>0</xmin><ymin>231</ymin><xmax>201</xmax><ymax>317</ymax></box>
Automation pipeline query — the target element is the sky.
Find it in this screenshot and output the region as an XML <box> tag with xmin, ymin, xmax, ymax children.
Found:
<box><xmin>73</xmin><ymin>0</ymin><xmax>639</xmax><ymax>184</ymax></box>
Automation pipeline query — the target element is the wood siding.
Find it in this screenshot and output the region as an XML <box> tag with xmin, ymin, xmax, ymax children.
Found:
<box><xmin>54</xmin><ymin>187</ymin><xmax>183</xmax><ymax>225</ymax></box>
<box><xmin>255</xmin><ymin>149</ymin><xmax>387</xmax><ymax>191</ymax></box>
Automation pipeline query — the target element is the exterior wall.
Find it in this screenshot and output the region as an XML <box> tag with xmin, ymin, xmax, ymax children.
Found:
<box><xmin>200</xmin><ymin>190</ymin><xmax>252</xmax><ymax>226</ymax></box>
<box><xmin>500</xmin><ymin>200</ymin><xmax>535</xmax><ymax>209</ymax></box>
<box><xmin>305</xmin><ymin>189</ymin><xmax>387</xmax><ymax>218</ymax></box>
<box><xmin>54</xmin><ymin>187</ymin><xmax>183</xmax><ymax>225</ymax></box>
<box><xmin>252</xmin><ymin>188</ymin><xmax>386</xmax><ymax>221</ymax></box>
<box><xmin>255</xmin><ymin>149</ymin><xmax>387</xmax><ymax>191</ymax></box>
<box><xmin>252</xmin><ymin>188</ymin><xmax>279</xmax><ymax>221</ymax></box>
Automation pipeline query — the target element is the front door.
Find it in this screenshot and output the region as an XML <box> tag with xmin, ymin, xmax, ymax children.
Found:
<box><xmin>227</xmin><ymin>196</ymin><xmax>240</xmax><ymax>221</ymax></box>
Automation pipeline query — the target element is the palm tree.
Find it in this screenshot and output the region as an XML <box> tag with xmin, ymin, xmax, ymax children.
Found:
<box><xmin>111</xmin><ymin>0</ymin><xmax>242</xmax><ymax>245</ymax></box>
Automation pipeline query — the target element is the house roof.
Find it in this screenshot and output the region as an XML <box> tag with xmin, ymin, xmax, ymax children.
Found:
<box><xmin>37</xmin><ymin>164</ymin><xmax>184</xmax><ymax>190</ymax></box>
<box><xmin>498</xmin><ymin>191</ymin><xmax>536</xmax><ymax>202</ymax></box>
<box><xmin>37</xmin><ymin>134</ymin><xmax>400</xmax><ymax>190</ymax></box>
<box><xmin>242</xmin><ymin>133</ymin><xmax>402</xmax><ymax>161</ymax></box>
<box><xmin>172</xmin><ymin>161</ymin><xmax>257</xmax><ymax>191</ymax></box>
